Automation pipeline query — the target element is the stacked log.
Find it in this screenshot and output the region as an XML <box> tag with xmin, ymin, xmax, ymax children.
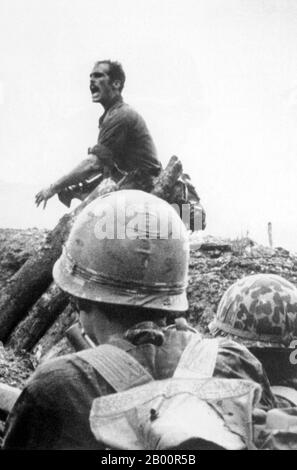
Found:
<box><xmin>7</xmin><ymin>284</ymin><xmax>68</xmax><ymax>351</ymax></box>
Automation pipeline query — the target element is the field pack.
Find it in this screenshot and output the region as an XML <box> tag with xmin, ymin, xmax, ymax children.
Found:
<box><xmin>77</xmin><ymin>335</ymin><xmax>261</xmax><ymax>450</ymax></box>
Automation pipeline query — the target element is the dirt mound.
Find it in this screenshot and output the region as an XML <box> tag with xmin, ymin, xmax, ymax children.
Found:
<box><xmin>0</xmin><ymin>228</ymin><xmax>49</xmax><ymax>290</ymax></box>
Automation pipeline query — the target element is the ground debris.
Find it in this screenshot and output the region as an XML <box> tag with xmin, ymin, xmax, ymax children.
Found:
<box><xmin>0</xmin><ymin>343</ymin><xmax>37</xmax><ymax>388</ymax></box>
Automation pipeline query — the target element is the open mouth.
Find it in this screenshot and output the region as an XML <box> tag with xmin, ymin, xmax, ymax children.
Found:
<box><xmin>90</xmin><ymin>85</ymin><xmax>101</xmax><ymax>100</ymax></box>
<box><xmin>90</xmin><ymin>86</ymin><xmax>101</xmax><ymax>101</ymax></box>
<box><xmin>90</xmin><ymin>85</ymin><xmax>100</xmax><ymax>94</ymax></box>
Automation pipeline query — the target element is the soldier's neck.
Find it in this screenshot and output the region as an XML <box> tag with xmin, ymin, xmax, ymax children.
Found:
<box><xmin>101</xmin><ymin>93</ymin><xmax>122</xmax><ymax>111</ymax></box>
<box><xmin>85</xmin><ymin>310</ymin><xmax>127</xmax><ymax>345</ymax></box>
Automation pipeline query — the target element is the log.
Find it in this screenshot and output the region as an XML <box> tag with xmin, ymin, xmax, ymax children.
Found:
<box><xmin>0</xmin><ymin>214</ymin><xmax>71</xmax><ymax>342</ymax></box>
<box><xmin>38</xmin><ymin>337</ymin><xmax>75</xmax><ymax>364</ymax></box>
<box><xmin>7</xmin><ymin>283</ymin><xmax>69</xmax><ymax>352</ymax></box>
<box><xmin>33</xmin><ymin>304</ymin><xmax>76</xmax><ymax>358</ymax></box>
<box><xmin>0</xmin><ymin>178</ymin><xmax>118</xmax><ymax>342</ymax></box>
<box><xmin>2</xmin><ymin>157</ymin><xmax>183</xmax><ymax>347</ymax></box>
<box><xmin>151</xmin><ymin>155</ymin><xmax>182</xmax><ymax>200</ymax></box>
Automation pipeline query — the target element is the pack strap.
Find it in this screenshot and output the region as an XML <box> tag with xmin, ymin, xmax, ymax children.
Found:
<box><xmin>79</xmin><ymin>335</ymin><xmax>219</xmax><ymax>393</ymax></box>
<box><xmin>77</xmin><ymin>344</ymin><xmax>153</xmax><ymax>392</ymax></box>
<box><xmin>174</xmin><ymin>336</ymin><xmax>219</xmax><ymax>379</ymax></box>
<box><xmin>271</xmin><ymin>385</ymin><xmax>297</xmax><ymax>406</ymax></box>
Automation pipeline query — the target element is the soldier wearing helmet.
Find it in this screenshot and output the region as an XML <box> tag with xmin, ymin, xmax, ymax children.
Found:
<box><xmin>3</xmin><ymin>192</ymin><xmax>274</xmax><ymax>449</ymax></box>
<box><xmin>209</xmin><ymin>273</ymin><xmax>297</xmax><ymax>407</ymax></box>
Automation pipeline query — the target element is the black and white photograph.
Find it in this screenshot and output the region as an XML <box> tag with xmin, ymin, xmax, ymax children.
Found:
<box><xmin>0</xmin><ymin>0</ymin><xmax>297</xmax><ymax>453</ymax></box>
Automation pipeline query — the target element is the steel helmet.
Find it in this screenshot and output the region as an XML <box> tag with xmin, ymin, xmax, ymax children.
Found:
<box><xmin>53</xmin><ymin>190</ymin><xmax>189</xmax><ymax>311</ymax></box>
<box><xmin>209</xmin><ymin>274</ymin><xmax>297</xmax><ymax>348</ymax></box>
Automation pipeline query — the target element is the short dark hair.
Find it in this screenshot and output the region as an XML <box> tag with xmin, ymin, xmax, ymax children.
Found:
<box><xmin>99</xmin><ymin>302</ymin><xmax>168</xmax><ymax>326</ymax></box>
<box><xmin>73</xmin><ymin>297</ymin><xmax>172</xmax><ymax>326</ymax></box>
<box><xmin>95</xmin><ymin>60</ymin><xmax>126</xmax><ymax>92</ymax></box>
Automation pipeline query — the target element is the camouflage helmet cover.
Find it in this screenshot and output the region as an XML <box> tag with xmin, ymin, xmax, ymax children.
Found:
<box><xmin>209</xmin><ymin>274</ymin><xmax>297</xmax><ymax>348</ymax></box>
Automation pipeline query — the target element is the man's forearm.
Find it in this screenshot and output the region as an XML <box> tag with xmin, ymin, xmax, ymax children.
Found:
<box><xmin>35</xmin><ymin>155</ymin><xmax>105</xmax><ymax>208</ymax></box>
<box><xmin>51</xmin><ymin>156</ymin><xmax>101</xmax><ymax>193</ymax></box>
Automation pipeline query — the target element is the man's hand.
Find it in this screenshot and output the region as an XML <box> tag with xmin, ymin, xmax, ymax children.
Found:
<box><xmin>35</xmin><ymin>155</ymin><xmax>104</xmax><ymax>209</ymax></box>
<box><xmin>35</xmin><ymin>185</ymin><xmax>56</xmax><ymax>209</ymax></box>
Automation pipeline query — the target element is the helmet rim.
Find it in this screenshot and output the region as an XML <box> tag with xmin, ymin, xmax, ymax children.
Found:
<box><xmin>53</xmin><ymin>249</ymin><xmax>189</xmax><ymax>312</ymax></box>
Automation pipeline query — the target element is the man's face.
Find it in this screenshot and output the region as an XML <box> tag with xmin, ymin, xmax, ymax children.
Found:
<box><xmin>90</xmin><ymin>62</ymin><xmax>117</xmax><ymax>105</ymax></box>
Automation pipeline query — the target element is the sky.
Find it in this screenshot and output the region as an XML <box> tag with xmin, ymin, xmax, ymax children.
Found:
<box><xmin>0</xmin><ymin>0</ymin><xmax>297</xmax><ymax>249</ymax></box>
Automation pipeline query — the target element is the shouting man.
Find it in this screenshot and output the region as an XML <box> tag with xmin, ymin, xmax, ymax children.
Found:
<box><xmin>35</xmin><ymin>60</ymin><xmax>162</xmax><ymax>208</ymax></box>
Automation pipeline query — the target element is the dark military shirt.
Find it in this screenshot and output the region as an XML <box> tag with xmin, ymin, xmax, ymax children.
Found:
<box><xmin>93</xmin><ymin>97</ymin><xmax>161</xmax><ymax>175</ymax></box>
<box><xmin>2</xmin><ymin>325</ymin><xmax>275</xmax><ymax>450</ymax></box>
<box><xmin>250</xmin><ymin>347</ymin><xmax>297</xmax><ymax>407</ymax></box>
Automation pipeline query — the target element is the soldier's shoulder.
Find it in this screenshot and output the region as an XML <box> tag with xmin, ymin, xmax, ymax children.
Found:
<box><xmin>217</xmin><ymin>337</ymin><xmax>249</xmax><ymax>352</ymax></box>
<box><xmin>28</xmin><ymin>352</ymin><xmax>85</xmax><ymax>387</ymax></box>
<box><xmin>104</xmin><ymin>102</ymin><xmax>139</xmax><ymax>127</ymax></box>
<box><xmin>216</xmin><ymin>338</ymin><xmax>264</xmax><ymax>372</ymax></box>
<box><xmin>116</xmin><ymin>102</ymin><xmax>145</xmax><ymax>123</ymax></box>
<box><xmin>216</xmin><ymin>337</ymin><xmax>259</xmax><ymax>360</ymax></box>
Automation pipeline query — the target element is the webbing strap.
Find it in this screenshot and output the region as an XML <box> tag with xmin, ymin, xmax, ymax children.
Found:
<box><xmin>77</xmin><ymin>344</ymin><xmax>153</xmax><ymax>392</ymax></box>
<box><xmin>174</xmin><ymin>336</ymin><xmax>219</xmax><ymax>379</ymax></box>
<box><xmin>79</xmin><ymin>336</ymin><xmax>219</xmax><ymax>392</ymax></box>
<box><xmin>271</xmin><ymin>385</ymin><xmax>297</xmax><ymax>406</ymax></box>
